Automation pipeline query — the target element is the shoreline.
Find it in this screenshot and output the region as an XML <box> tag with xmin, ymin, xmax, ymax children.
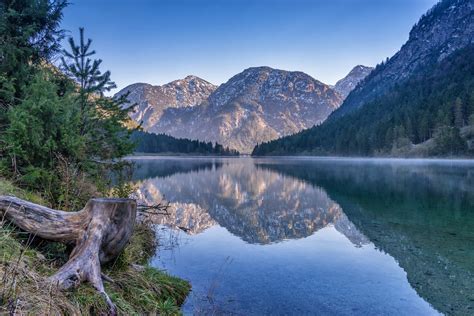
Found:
<box><xmin>0</xmin><ymin>178</ymin><xmax>190</xmax><ymax>314</ymax></box>
<box><xmin>126</xmin><ymin>154</ymin><xmax>474</xmax><ymax>163</ymax></box>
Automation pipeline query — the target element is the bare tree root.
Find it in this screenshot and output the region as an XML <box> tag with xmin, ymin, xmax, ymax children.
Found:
<box><xmin>0</xmin><ymin>196</ymin><xmax>137</xmax><ymax>314</ymax></box>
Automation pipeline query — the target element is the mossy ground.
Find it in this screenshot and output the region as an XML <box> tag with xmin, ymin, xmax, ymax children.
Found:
<box><xmin>0</xmin><ymin>178</ymin><xmax>190</xmax><ymax>315</ymax></box>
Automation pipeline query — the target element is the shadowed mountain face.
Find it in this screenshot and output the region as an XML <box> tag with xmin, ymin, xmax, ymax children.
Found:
<box><xmin>131</xmin><ymin>159</ymin><xmax>367</xmax><ymax>245</ymax></box>
<box><xmin>256</xmin><ymin>158</ymin><xmax>474</xmax><ymax>315</ymax></box>
<box><xmin>334</xmin><ymin>0</ymin><xmax>474</xmax><ymax>117</ymax></box>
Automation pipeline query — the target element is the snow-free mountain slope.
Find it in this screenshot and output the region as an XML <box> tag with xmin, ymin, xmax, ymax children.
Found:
<box><xmin>334</xmin><ymin>65</ymin><xmax>373</xmax><ymax>99</ymax></box>
<box><xmin>127</xmin><ymin>67</ymin><xmax>343</xmax><ymax>153</ymax></box>
<box><xmin>115</xmin><ymin>76</ymin><xmax>216</xmax><ymax>130</ymax></box>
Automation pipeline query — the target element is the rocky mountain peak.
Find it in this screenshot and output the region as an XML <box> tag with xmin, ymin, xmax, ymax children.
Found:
<box><xmin>162</xmin><ymin>75</ymin><xmax>216</xmax><ymax>95</ymax></box>
<box><xmin>334</xmin><ymin>65</ymin><xmax>374</xmax><ymax>99</ymax></box>
<box><xmin>166</xmin><ymin>75</ymin><xmax>214</xmax><ymax>86</ymax></box>
<box><xmin>184</xmin><ymin>75</ymin><xmax>200</xmax><ymax>80</ymax></box>
<box><xmin>115</xmin><ymin>76</ymin><xmax>216</xmax><ymax>129</ymax></box>
<box><xmin>208</xmin><ymin>66</ymin><xmax>338</xmax><ymax>110</ymax></box>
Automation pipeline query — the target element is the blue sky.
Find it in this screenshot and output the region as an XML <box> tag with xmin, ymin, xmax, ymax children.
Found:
<box><xmin>61</xmin><ymin>0</ymin><xmax>439</xmax><ymax>93</ymax></box>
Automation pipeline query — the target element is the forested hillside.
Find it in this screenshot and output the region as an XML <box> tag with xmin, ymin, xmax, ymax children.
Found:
<box><xmin>252</xmin><ymin>0</ymin><xmax>474</xmax><ymax>157</ymax></box>
<box><xmin>132</xmin><ymin>131</ymin><xmax>239</xmax><ymax>156</ymax></box>
<box><xmin>253</xmin><ymin>46</ymin><xmax>474</xmax><ymax>156</ymax></box>
<box><xmin>331</xmin><ymin>0</ymin><xmax>474</xmax><ymax>118</ymax></box>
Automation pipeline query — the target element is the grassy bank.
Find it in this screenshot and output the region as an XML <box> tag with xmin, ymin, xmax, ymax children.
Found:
<box><xmin>0</xmin><ymin>178</ymin><xmax>190</xmax><ymax>315</ymax></box>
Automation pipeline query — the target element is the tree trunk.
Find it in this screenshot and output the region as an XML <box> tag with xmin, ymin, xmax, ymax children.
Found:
<box><xmin>0</xmin><ymin>196</ymin><xmax>137</xmax><ymax>314</ymax></box>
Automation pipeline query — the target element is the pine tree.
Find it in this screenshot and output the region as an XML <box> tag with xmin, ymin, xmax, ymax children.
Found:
<box><xmin>469</xmin><ymin>114</ymin><xmax>474</xmax><ymax>126</ymax></box>
<box><xmin>61</xmin><ymin>28</ymin><xmax>117</xmax><ymax>134</ymax></box>
<box><xmin>469</xmin><ymin>92</ymin><xmax>474</xmax><ymax>122</ymax></box>
<box><xmin>61</xmin><ymin>28</ymin><xmax>116</xmax><ymax>94</ymax></box>
<box><xmin>3</xmin><ymin>69</ymin><xmax>82</xmax><ymax>203</ymax></box>
<box><xmin>454</xmin><ymin>97</ymin><xmax>464</xmax><ymax>128</ymax></box>
<box><xmin>0</xmin><ymin>0</ymin><xmax>67</xmax><ymax>135</ymax></box>
<box><xmin>60</xmin><ymin>27</ymin><xmax>135</xmax><ymax>160</ymax></box>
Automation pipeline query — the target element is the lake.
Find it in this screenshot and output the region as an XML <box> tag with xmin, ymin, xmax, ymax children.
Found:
<box><xmin>129</xmin><ymin>157</ymin><xmax>474</xmax><ymax>315</ymax></box>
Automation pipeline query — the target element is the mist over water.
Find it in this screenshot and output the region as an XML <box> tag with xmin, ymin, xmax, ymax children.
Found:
<box><xmin>129</xmin><ymin>157</ymin><xmax>474</xmax><ymax>315</ymax></box>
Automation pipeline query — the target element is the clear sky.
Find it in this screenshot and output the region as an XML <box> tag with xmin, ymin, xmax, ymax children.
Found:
<box><xmin>61</xmin><ymin>0</ymin><xmax>439</xmax><ymax>93</ymax></box>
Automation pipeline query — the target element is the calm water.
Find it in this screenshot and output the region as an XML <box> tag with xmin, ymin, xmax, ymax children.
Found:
<box><xmin>129</xmin><ymin>157</ymin><xmax>474</xmax><ymax>315</ymax></box>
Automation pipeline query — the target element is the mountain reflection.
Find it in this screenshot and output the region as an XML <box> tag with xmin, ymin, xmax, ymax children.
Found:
<box><xmin>132</xmin><ymin>159</ymin><xmax>369</xmax><ymax>245</ymax></box>
<box><xmin>256</xmin><ymin>159</ymin><xmax>474</xmax><ymax>316</ymax></box>
<box><xmin>131</xmin><ymin>157</ymin><xmax>474</xmax><ymax>315</ymax></box>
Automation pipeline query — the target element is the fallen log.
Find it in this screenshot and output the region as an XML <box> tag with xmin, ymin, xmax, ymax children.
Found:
<box><xmin>0</xmin><ymin>195</ymin><xmax>137</xmax><ymax>314</ymax></box>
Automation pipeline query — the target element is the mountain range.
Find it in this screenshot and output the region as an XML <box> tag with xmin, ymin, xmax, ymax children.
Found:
<box><xmin>118</xmin><ymin>0</ymin><xmax>473</xmax><ymax>157</ymax></box>
<box><xmin>117</xmin><ymin>65</ymin><xmax>371</xmax><ymax>153</ymax></box>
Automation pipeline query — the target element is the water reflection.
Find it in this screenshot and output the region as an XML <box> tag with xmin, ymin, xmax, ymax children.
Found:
<box><xmin>132</xmin><ymin>158</ymin><xmax>368</xmax><ymax>245</ymax></box>
<box><xmin>131</xmin><ymin>157</ymin><xmax>222</xmax><ymax>181</ymax></box>
<box><xmin>256</xmin><ymin>158</ymin><xmax>474</xmax><ymax>315</ymax></box>
<box><xmin>129</xmin><ymin>157</ymin><xmax>474</xmax><ymax>315</ymax></box>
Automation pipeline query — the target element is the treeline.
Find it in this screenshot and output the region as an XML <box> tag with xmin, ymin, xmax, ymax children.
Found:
<box><xmin>253</xmin><ymin>45</ymin><xmax>474</xmax><ymax>157</ymax></box>
<box><xmin>132</xmin><ymin>131</ymin><xmax>239</xmax><ymax>156</ymax></box>
<box><xmin>0</xmin><ymin>0</ymin><xmax>135</xmax><ymax>208</ymax></box>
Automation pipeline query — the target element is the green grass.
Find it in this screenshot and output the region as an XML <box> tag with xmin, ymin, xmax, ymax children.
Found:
<box><xmin>0</xmin><ymin>177</ymin><xmax>45</xmax><ymax>204</ymax></box>
<box><xmin>0</xmin><ymin>178</ymin><xmax>190</xmax><ymax>315</ymax></box>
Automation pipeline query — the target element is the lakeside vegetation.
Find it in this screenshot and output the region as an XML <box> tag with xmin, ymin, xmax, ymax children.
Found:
<box><xmin>132</xmin><ymin>130</ymin><xmax>239</xmax><ymax>156</ymax></box>
<box><xmin>0</xmin><ymin>0</ymin><xmax>190</xmax><ymax>314</ymax></box>
<box><xmin>0</xmin><ymin>178</ymin><xmax>190</xmax><ymax>315</ymax></box>
<box><xmin>0</xmin><ymin>0</ymin><xmax>135</xmax><ymax>209</ymax></box>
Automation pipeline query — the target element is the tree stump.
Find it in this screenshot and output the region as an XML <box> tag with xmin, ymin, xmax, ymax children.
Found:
<box><xmin>0</xmin><ymin>196</ymin><xmax>137</xmax><ymax>314</ymax></box>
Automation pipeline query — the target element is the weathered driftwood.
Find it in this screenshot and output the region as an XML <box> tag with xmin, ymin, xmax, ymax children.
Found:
<box><xmin>0</xmin><ymin>196</ymin><xmax>137</xmax><ymax>314</ymax></box>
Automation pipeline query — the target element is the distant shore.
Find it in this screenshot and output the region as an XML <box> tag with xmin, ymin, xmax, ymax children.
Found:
<box><xmin>128</xmin><ymin>152</ymin><xmax>245</xmax><ymax>158</ymax></box>
<box><xmin>128</xmin><ymin>153</ymin><xmax>474</xmax><ymax>162</ymax></box>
